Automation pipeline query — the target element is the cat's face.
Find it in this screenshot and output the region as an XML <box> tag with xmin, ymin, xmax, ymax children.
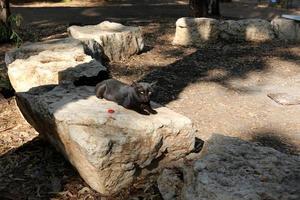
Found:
<box><xmin>132</xmin><ymin>82</ymin><xmax>155</xmax><ymax>103</ymax></box>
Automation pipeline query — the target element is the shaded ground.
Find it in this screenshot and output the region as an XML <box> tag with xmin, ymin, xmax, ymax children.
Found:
<box><xmin>1</xmin><ymin>0</ymin><xmax>300</xmax><ymax>199</ymax></box>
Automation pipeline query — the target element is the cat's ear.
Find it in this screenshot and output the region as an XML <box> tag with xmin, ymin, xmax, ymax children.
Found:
<box><xmin>131</xmin><ymin>81</ymin><xmax>138</xmax><ymax>87</ymax></box>
<box><xmin>150</xmin><ymin>81</ymin><xmax>157</xmax><ymax>87</ymax></box>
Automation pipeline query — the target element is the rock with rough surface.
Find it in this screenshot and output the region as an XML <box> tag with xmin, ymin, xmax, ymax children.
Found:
<box><xmin>219</xmin><ymin>19</ymin><xmax>275</xmax><ymax>42</ymax></box>
<box><xmin>173</xmin><ymin>17</ymin><xmax>220</xmax><ymax>46</ymax></box>
<box><xmin>68</xmin><ymin>21</ymin><xmax>144</xmax><ymax>61</ymax></box>
<box><xmin>5</xmin><ymin>38</ymin><xmax>100</xmax><ymax>65</ymax></box>
<box><xmin>16</xmin><ymin>84</ymin><xmax>196</xmax><ymax>195</ymax></box>
<box><xmin>158</xmin><ymin>134</ymin><xmax>300</xmax><ymax>200</ymax></box>
<box><xmin>157</xmin><ymin>168</ymin><xmax>183</xmax><ymax>200</ymax></box>
<box><xmin>173</xmin><ymin>18</ymin><xmax>275</xmax><ymax>45</ymax></box>
<box><xmin>6</xmin><ymin>38</ymin><xmax>107</xmax><ymax>92</ymax></box>
<box><xmin>271</xmin><ymin>18</ymin><xmax>300</xmax><ymax>42</ymax></box>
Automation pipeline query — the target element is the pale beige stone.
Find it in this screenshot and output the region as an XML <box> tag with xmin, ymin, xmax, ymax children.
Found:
<box><xmin>6</xmin><ymin>38</ymin><xmax>106</xmax><ymax>92</ymax></box>
<box><xmin>173</xmin><ymin>17</ymin><xmax>220</xmax><ymax>46</ymax></box>
<box><xmin>68</xmin><ymin>21</ymin><xmax>144</xmax><ymax>61</ymax></box>
<box><xmin>16</xmin><ymin>84</ymin><xmax>196</xmax><ymax>195</ymax></box>
<box><xmin>271</xmin><ymin>18</ymin><xmax>300</xmax><ymax>42</ymax></box>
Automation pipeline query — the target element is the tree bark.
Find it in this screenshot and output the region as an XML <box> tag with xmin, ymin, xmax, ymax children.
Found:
<box><xmin>189</xmin><ymin>0</ymin><xmax>209</xmax><ymax>17</ymax></box>
<box><xmin>189</xmin><ymin>0</ymin><xmax>220</xmax><ymax>18</ymax></box>
<box><xmin>0</xmin><ymin>0</ymin><xmax>10</xmax><ymax>24</ymax></box>
<box><xmin>210</xmin><ymin>0</ymin><xmax>220</xmax><ymax>17</ymax></box>
<box><xmin>0</xmin><ymin>0</ymin><xmax>11</xmax><ymax>42</ymax></box>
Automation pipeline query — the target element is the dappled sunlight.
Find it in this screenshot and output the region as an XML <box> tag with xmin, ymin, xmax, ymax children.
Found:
<box><xmin>1</xmin><ymin>0</ymin><xmax>300</xmax><ymax>198</ymax></box>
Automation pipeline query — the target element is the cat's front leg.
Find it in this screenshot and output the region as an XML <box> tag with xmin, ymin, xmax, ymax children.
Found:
<box><xmin>142</xmin><ymin>103</ymin><xmax>157</xmax><ymax>114</ymax></box>
<box><xmin>95</xmin><ymin>83</ymin><xmax>106</xmax><ymax>99</ymax></box>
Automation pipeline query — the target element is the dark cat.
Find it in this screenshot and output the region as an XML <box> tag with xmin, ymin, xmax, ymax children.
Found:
<box><xmin>95</xmin><ymin>79</ymin><xmax>157</xmax><ymax>115</ymax></box>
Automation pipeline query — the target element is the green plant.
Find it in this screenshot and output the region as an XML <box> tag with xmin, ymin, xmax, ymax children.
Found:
<box><xmin>8</xmin><ymin>14</ymin><xmax>23</xmax><ymax>47</ymax></box>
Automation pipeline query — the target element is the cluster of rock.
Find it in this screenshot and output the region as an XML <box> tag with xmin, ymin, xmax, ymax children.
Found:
<box><xmin>4</xmin><ymin>21</ymin><xmax>198</xmax><ymax>196</ymax></box>
<box><xmin>158</xmin><ymin>134</ymin><xmax>300</xmax><ymax>200</ymax></box>
<box><xmin>173</xmin><ymin>17</ymin><xmax>300</xmax><ymax>45</ymax></box>
<box><xmin>5</xmin><ymin>18</ymin><xmax>300</xmax><ymax>198</ymax></box>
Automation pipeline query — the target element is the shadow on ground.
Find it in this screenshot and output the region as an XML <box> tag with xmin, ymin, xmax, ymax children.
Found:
<box><xmin>1</xmin><ymin>2</ymin><xmax>300</xmax><ymax>197</ymax></box>
<box><xmin>251</xmin><ymin>131</ymin><xmax>299</xmax><ymax>155</ymax></box>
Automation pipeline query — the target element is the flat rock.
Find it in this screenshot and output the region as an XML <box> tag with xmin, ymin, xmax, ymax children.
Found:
<box><xmin>6</xmin><ymin>38</ymin><xmax>86</xmax><ymax>65</ymax></box>
<box><xmin>268</xmin><ymin>93</ymin><xmax>300</xmax><ymax>105</ymax></box>
<box><xmin>6</xmin><ymin>38</ymin><xmax>107</xmax><ymax>92</ymax></box>
<box><xmin>173</xmin><ymin>17</ymin><xmax>220</xmax><ymax>46</ymax></box>
<box><xmin>16</xmin><ymin>84</ymin><xmax>196</xmax><ymax>195</ymax></box>
<box><xmin>219</xmin><ymin>19</ymin><xmax>275</xmax><ymax>42</ymax></box>
<box><xmin>68</xmin><ymin>21</ymin><xmax>144</xmax><ymax>61</ymax></box>
<box><xmin>271</xmin><ymin>18</ymin><xmax>300</xmax><ymax>42</ymax></box>
<box><xmin>158</xmin><ymin>134</ymin><xmax>300</xmax><ymax>200</ymax></box>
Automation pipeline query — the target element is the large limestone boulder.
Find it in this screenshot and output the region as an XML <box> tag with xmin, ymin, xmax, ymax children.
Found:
<box><xmin>219</xmin><ymin>19</ymin><xmax>275</xmax><ymax>42</ymax></box>
<box><xmin>16</xmin><ymin>84</ymin><xmax>196</xmax><ymax>195</ymax></box>
<box><xmin>173</xmin><ymin>17</ymin><xmax>220</xmax><ymax>46</ymax></box>
<box><xmin>5</xmin><ymin>38</ymin><xmax>107</xmax><ymax>92</ymax></box>
<box><xmin>158</xmin><ymin>134</ymin><xmax>300</xmax><ymax>200</ymax></box>
<box><xmin>271</xmin><ymin>18</ymin><xmax>300</xmax><ymax>42</ymax></box>
<box><xmin>68</xmin><ymin>21</ymin><xmax>144</xmax><ymax>61</ymax></box>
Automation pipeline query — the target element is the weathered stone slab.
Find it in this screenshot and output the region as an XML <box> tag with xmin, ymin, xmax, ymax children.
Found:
<box><xmin>68</xmin><ymin>21</ymin><xmax>144</xmax><ymax>61</ymax></box>
<box><xmin>6</xmin><ymin>38</ymin><xmax>80</xmax><ymax>65</ymax></box>
<box><xmin>158</xmin><ymin>134</ymin><xmax>300</xmax><ymax>200</ymax></box>
<box><xmin>268</xmin><ymin>93</ymin><xmax>300</xmax><ymax>105</ymax></box>
<box><xmin>16</xmin><ymin>84</ymin><xmax>196</xmax><ymax>195</ymax></box>
<box><xmin>6</xmin><ymin>38</ymin><xmax>107</xmax><ymax>92</ymax></box>
<box><xmin>173</xmin><ymin>18</ymin><xmax>275</xmax><ymax>46</ymax></box>
<box><xmin>219</xmin><ymin>19</ymin><xmax>275</xmax><ymax>42</ymax></box>
<box><xmin>271</xmin><ymin>18</ymin><xmax>300</xmax><ymax>42</ymax></box>
<box><xmin>173</xmin><ymin>17</ymin><xmax>220</xmax><ymax>46</ymax></box>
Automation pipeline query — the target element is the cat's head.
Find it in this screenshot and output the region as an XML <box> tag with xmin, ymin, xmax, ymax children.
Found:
<box><xmin>131</xmin><ymin>81</ymin><xmax>156</xmax><ymax>103</ymax></box>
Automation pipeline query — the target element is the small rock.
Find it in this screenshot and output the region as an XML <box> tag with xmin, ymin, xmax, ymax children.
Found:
<box><xmin>173</xmin><ymin>17</ymin><xmax>220</xmax><ymax>46</ymax></box>
<box><xmin>271</xmin><ymin>18</ymin><xmax>300</xmax><ymax>42</ymax></box>
<box><xmin>219</xmin><ymin>19</ymin><xmax>275</xmax><ymax>42</ymax></box>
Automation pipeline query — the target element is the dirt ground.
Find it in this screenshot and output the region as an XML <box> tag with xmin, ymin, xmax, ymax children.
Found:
<box><xmin>1</xmin><ymin>0</ymin><xmax>300</xmax><ymax>199</ymax></box>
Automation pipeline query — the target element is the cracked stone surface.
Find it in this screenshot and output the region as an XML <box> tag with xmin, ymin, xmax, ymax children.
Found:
<box><xmin>271</xmin><ymin>18</ymin><xmax>300</xmax><ymax>42</ymax></box>
<box><xmin>173</xmin><ymin>18</ymin><xmax>275</xmax><ymax>46</ymax></box>
<box><xmin>158</xmin><ymin>134</ymin><xmax>300</xmax><ymax>200</ymax></box>
<box><xmin>68</xmin><ymin>21</ymin><xmax>144</xmax><ymax>61</ymax></box>
<box><xmin>16</xmin><ymin>84</ymin><xmax>196</xmax><ymax>195</ymax></box>
<box><xmin>5</xmin><ymin>38</ymin><xmax>107</xmax><ymax>92</ymax></box>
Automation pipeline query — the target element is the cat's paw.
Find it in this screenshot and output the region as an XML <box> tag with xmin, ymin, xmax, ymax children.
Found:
<box><xmin>138</xmin><ymin>110</ymin><xmax>150</xmax><ymax>115</ymax></box>
<box><xmin>149</xmin><ymin>109</ymin><xmax>157</xmax><ymax>114</ymax></box>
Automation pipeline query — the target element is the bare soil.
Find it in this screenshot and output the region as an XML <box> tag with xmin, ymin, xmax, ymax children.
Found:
<box><xmin>1</xmin><ymin>0</ymin><xmax>300</xmax><ymax>199</ymax></box>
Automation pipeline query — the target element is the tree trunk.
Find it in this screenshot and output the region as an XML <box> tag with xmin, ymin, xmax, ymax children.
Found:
<box><xmin>0</xmin><ymin>0</ymin><xmax>10</xmax><ymax>24</ymax></box>
<box><xmin>0</xmin><ymin>0</ymin><xmax>11</xmax><ymax>42</ymax></box>
<box><xmin>189</xmin><ymin>0</ymin><xmax>209</xmax><ymax>17</ymax></box>
<box><xmin>209</xmin><ymin>0</ymin><xmax>220</xmax><ymax>17</ymax></box>
<box><xmin>189</xmin><ymin>0</ymin><xmax>220</xmax><ymax>18</ymax></box>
